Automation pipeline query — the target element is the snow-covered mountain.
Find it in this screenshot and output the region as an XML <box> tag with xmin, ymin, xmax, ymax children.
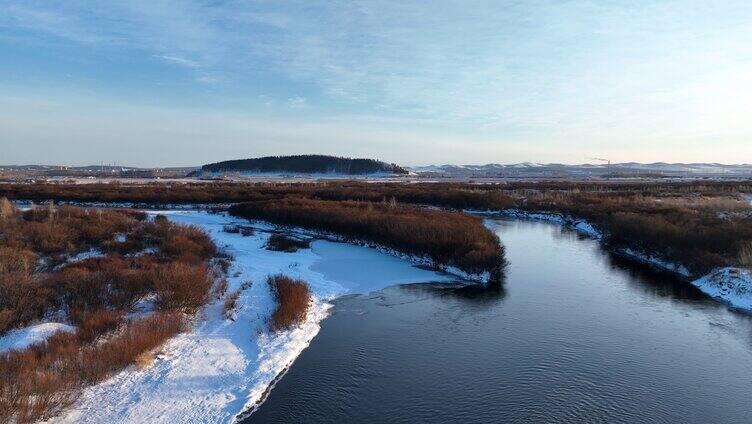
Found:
<box><xmin>408</xmin><ymin>163</ymin><xmax>752</xmax><ymax>178</ymax></box>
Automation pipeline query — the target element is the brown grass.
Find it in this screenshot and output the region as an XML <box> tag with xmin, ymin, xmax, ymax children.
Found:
<box><xmin>267</xmin><ymin>275</ymin><xmax>311</xmax><ymax>332</ymax></box>
<box><xmin>135</xmin><ymin>350</ymin><xmax>156</xmax><ymax>370</ymax></box>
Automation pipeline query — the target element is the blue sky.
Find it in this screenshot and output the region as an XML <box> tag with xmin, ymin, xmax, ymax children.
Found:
<box><xmin>1</xmin><ymin>1</ymin><xmax>751</xmax><ymax>166</ymax></box>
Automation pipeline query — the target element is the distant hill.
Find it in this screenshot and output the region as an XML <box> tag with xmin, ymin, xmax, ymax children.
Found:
<box><xmin>407</xmin><ymin>162</ymin><xmax>752</xmax><ymax>178</ymax></box>
<box><xmin>201</xmin><ymin>155</ymin><xmax>408</xmax><ymax>176</ymax></box>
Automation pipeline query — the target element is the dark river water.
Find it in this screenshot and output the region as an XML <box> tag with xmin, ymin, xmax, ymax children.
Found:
<box><xmin>243</xmin><ymin>219</ymin><xmax>752</xmax><ymax>423</ymax></box>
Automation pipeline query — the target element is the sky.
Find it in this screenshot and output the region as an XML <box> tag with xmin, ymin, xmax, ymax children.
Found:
<box><xmin>1</xmin><ymin>0</ymin><xmax>751</xmax><ymax>167</ymax></box>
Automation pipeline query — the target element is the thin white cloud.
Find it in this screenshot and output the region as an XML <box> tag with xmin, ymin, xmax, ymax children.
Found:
<box><xmin>286</xmin><ymin>96</ymin><xmax>308</xmax><ymax>109</ymax></box>
<box><xmin>153</xmin><ymin>54</ymin><xmax>201</xmax><ymax>69</ymax></box>
<box><xmin>1</xmin><ymin>1</ymin><xmax>752</xmax><ymax>163</ymax></box>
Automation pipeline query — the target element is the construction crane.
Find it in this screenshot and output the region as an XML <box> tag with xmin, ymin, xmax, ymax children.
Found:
<box><xmin>588</xmin><ymin>157</ymin><xmax>611</xmax><ymax>176</ymax></box>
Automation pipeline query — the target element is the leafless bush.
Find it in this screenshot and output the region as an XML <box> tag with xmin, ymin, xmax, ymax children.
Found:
<box><xmin>739</xmin><ymin>241</ymin><xmax>752</xmax><ymax>269</ymax></box>
<box><xmin>267</xmin><ymin>274</ymin><xmax>311</xmax><ymax>332</ymax></box>
<box><xmin>154</xmin><ymin>263</ymin><xmax>212</xmax><ymax>311</ymax></box>
<box><xmin>223</xmin><ymin>289</ymin><xmax>242</xmax><ymax>319</ymax></box>
<box><xmin>223</xmin><ymin>225</ymin><xmax>240</xmax><ymax>233</ymax></box>
<box><xmin>0</xmin><ymin>197</ymin><xmax>17</xmax><ymax>219</ymax></box>
<box><xmin>212</xmin><ymin>277</ymin><xmax>229</xmax><ymax>299</ymax></box>
<box><xmin>266</xmin><ymin>234</ymin><xmax>310</xmax><ymax>252</ymax></box>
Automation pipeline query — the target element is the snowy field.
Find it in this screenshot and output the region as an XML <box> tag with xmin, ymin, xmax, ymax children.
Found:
<box><xmin>49</xmin><ymin>211</ymin><xmax>452</xmax><ymax>423</ymax></box>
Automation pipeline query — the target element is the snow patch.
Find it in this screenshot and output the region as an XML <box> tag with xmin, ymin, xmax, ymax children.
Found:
<box><xmin>0</xmin><ymin>322</ymin><xmax>75</xmax><ymax>353</ymax></box>
<box><xmin>571</xmin><ymin>221</ymin><xmax>601</xmax><ymax>239</ymax></box>
<box><xmin>56</xmin><ymin>248</ymin><xmax>104</xmax><ymax>268</ymax></box>
<box><xmin>618</xmin><ymin>248</ymin><xmax>692</xmax><ymax>278</ymax></box>
<box><xmin>692</xmin><ymin>268</ymin><xmax>752</xmax><ymax>312</ymax></box>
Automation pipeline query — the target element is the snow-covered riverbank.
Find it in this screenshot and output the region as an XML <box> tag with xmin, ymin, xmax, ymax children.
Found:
<box><xmin>50</xmin><ymin>211</ymin><xmax>452</xmax><ymax>423</ymax></box>
<box><xmin>691</xmin><ymin>268</ymin><xmax>752</xmax><ymax>312</ymax></box>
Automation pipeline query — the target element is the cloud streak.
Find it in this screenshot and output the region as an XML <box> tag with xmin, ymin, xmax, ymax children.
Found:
<box><xmin>1</xmin><ymin>0</ymin><xmax>751</xmax><ymax>164</ymax></box>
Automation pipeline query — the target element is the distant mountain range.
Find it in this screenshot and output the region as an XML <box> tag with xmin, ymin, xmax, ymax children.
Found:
<box><xmin>199</xmin><ymin>155</ymin><xmax>408</xmax><ymax>176</ymax></box>
<box><xmin>4</xmin><ymin>160</ymin><xmax>751</xmax><ymax>180</ymax></box>
<box><xmin>408</xmin><ymin>162</ymin><xmax>752</xmax><ymax>178</ymax></box>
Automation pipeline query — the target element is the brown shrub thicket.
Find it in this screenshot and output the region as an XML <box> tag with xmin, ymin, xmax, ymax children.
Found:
<box><xmin>2</xmin><ymin>180</ymin><xmax>751</xmax><ymax>208</ymax></box>
<box><xmin>0</xmin><ymin>181</ymin><xmax>518</xmax><ymax>211</ymax></box>
<box><xmin>231</xmin><ymin>198</ymin><xmax>504</xmax><ymax>277</ymax></box>
<box><xmin>0</xmin><ymin>312</ymin><xmax>184</xmax><ymax>423</ymax></box>
<box><xmin>0</xmin><ymin>200</ymin><xmax>219</xmax><ymax>422</ymax></box>
<box><xmin>267</xmin><ymin>275</ymin><xmax>311</xmax><ymax>332</ymax></box>
<box><xmin>265</xmin><ymin>234</ymin><xmax>310</xmax><ymax>252</ymax></box>
<box><xmin>154</xmin><ymin>262</ymin><xmax>212</xmax><ymax>311</ymax></box>
<box><xmin>521</xmin><ymin>191</ymin><xmax>752</xmax><ymax>274</ymax></box>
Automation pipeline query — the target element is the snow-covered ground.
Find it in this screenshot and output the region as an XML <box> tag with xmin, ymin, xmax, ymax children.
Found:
<box><xmin>0</xmin><ymin>322</ymin><xmax>75</xmax><ymax>353</ymax></box>
<box><xmin>692</xmin><ymin>268</ymin><xmax>752</xmax><ymax>313</ymax></box>
<box><xmin>50</xmin><ymin>211</ymin><xmax>452</xmax><ymax>423</ymax></box>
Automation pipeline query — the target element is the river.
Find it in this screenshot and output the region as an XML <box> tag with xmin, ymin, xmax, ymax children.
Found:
<box><xmin>244</xmin><ymin>219</ymin><xmax>752</xmax><ymax>423</ymax></box>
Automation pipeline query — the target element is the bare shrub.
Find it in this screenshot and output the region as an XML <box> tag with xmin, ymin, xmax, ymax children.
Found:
<box><xmin>0</xmin><ymin>197</ymin><xmax>16</xmax><ymax>219</ymax></box>
<box><xmin>212</xmin><ymin>277</ymin><xmax>229</xmax><ymax>299</ymax></box>
<box><xmin>0</xmin><ymin>248</ymin><xmax>36</xmax><ymax>274</ymax></box>
<box><xmin>223</xmin><ymin>225</ymin><xmax>240</xmax><ymax>233</ymax></box>
<box><xmin>223</xmin><ymin>289</ymin><xmax>242</xmax><ymax>319</ymax></box>
<box><xmin>739</xmin><ymin>241</ymin><xmax>752</xmax><ymax>269</ymax></box>
<box><xmin>266</xmin><ymin>234</ymin><xmax>310</xmax><ymax>252</ymax></box>
<box><xmin>70</xmin><ymin>309</ymin><xmax>122</xmax><ymax>343</ymax></box>
<box><xmin>154</xmin><ymin>263</ymin><xmax>212</xmax><ymax>311</ymax></box>
<box><xmin>267</xmin><ymin>274</ymin><xmax>311</xmax><ymax>332</ymax></box>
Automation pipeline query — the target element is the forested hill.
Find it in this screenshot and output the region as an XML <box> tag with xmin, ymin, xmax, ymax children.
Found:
<box><xmin>201</xmin><ymin>155</ymin><xmax>408</xmax><ymax>175</ymax></box>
